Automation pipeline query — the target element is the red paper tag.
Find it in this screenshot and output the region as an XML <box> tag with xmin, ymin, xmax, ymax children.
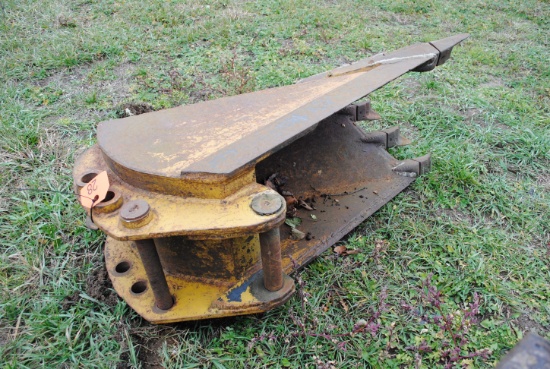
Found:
<box><xmin>79</xmin><ymin>171</ymin><xmax>109</xmax><ymax>209</ymax></box>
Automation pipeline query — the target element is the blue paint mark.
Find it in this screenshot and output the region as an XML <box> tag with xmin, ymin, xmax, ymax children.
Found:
<box><xmin>227</xmin><ymin>275</ymin><xmax>256</xmax><ymax>302</ymax></box>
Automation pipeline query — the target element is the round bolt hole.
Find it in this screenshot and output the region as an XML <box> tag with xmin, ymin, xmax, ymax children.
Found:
<box><xmin>80</xmin><ymin>172</ymin><xmax>99</xmax><ymax>184</ymax></box>
<box><xmin>94</xmin><ymin>190</ymin><xmax>123</xmax><ymax>213</ymax></box>
<box><xmin>131</xmin><ymin>281</ymin><xmax>147</xmax><ymax>294</ymax></box>
<box><xmin>102</xmin><ymin>191</ymin><xmax>115</xmax><ymax>203</ymax></box>
<box><xmin>115</xmin><ymin>261</ymin><xmax>131</xmax><ymax>274</ymax></box>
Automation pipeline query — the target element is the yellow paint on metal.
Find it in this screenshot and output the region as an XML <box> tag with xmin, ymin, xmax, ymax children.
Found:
<box><xmin>76</xmin><ymin>143</ymin><xmax>293</xmax><ymax>323</ymax></box>
<box><xmin>74</xmin><ymin>145</ymin><xmax>285</xmax><ymax>241</ymax></box>
<box><xmin>217</xmin><ymin>284</ymin><xmax>257</xmax><ymax>305</ymax></box>
<box><xmin>104</xmin><ymin>153</ymin><xmax>257</xmax><ymax>199</ymax></box>
<box><xmin>153</xmin><ymin>235</ymin><xmax>262</xmax><ymax>284</ymax></box>
<box><xmin>105</xmin><ymin>237</ymin><xmax>294</xmax><ymax>323</ymax></box>
<box><xmin>93</xmin><ymin>191</ymin><xmax>123</xmax><ymax>214</ymax></box>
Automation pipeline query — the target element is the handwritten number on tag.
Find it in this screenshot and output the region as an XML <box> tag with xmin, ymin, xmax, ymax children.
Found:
<box><xmin>79</xmin><ymin>171</ymin><xmax>110</xmax><ymax>209</ymax></box>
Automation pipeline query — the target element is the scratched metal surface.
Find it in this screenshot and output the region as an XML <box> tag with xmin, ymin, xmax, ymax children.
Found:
<box><xmin>97</xmin><ymin>35</ymin><xmax>468</xmax><ymax>180</ymax></box>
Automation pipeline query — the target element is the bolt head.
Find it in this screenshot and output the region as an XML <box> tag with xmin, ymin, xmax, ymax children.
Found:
<box><xmin>251</xmin><ymin>193</ymin><xmax>283</xmax><ymax>216</ymax></box>
<box><xmin>120</xmin><ymin>199</ymin><xmax>150</xmax><ymax>222</ymax></box>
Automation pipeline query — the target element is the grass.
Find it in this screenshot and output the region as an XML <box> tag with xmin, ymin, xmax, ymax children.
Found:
<box><xmin>0</xmin><ymin>0</ymin><xmax>548</xmax><ymax>367</ymax></box>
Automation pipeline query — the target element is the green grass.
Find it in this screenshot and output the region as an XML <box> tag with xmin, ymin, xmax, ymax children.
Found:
<box><xmin>1</xmin><ymin>0</ymin><xmax>549</xmax><ymax>368</ymax></box>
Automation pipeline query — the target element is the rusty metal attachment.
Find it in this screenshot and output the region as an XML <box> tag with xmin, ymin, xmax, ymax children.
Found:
<box><xmin>73</xmin><ymin>34</ymin><xmax>468</xmax><ymax>323</ymax></box>
<box><xmin>496</xmin><ymin>333</ymin><xmax>550</xmax><ymax>369</ymax></box>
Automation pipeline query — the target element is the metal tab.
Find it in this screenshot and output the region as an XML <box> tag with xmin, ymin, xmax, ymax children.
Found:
<box><xmin>392</xmin><ymin>154</ymin><xmax>432</xmax><ymax>177</ymax></box>
<box><xmin>362</xmin><ymin>126</ymin><xmax>411</xmax><ymax>148</ymax></box>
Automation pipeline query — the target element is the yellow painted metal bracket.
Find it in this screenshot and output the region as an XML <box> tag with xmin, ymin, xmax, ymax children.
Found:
<box><xmin>74</xmin><ymin>146</ymin><xmax>285</xmax><ymax>241</ymax></box>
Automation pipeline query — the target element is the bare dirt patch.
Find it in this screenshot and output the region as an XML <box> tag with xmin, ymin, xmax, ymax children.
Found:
<box><xmin>0</xmin><ymin>322</ymin><xmax>11</xmax><ymax>348</ymax></box>
<box><xmin>86</xmin><ymin>265</ymin><xmax>119</xmax><ymax>306</ymax></box>
<box><xmin>397</xmin><ymin>76</ymin><xmax>423</xmax><ymax>99</ymax></box>
<box><xmin>132</xmin><ymin>332</ymin><xmax>165</xmax><ymax>369</ymax></box>
<box><xmin>501</xmin><ymin>305</ymin><xmax>549</xmax><ymax>336</ymax></box>
<box><xmin>116</xmin><ymin>317</ymin><xmax>240</xmax><ymax>368</ymax></box>
<box><xmin>462</xmin><ymin>107</ymin><xmax>483</xmax><ymax>121</ymax></box>
<box><xmin>537</xmin><ymin>174</ymin><xmax>550</xmax><ymax>191</ymax></box>
<box><xmin>38</xmin><ymin>62</ymin><xmax>136</xmax><ymax>105</ymax></box>
<box><xmin>514</xmin><ymin>313</ymin><xmax>547</xmax><ymax>335</ymax></box>
<box><xmin>391</xmin><ymin>13</ymin><xmax>412</xmax><ymax>25</ymax></box>
<box><xmin>457</xmin><ymin>106</ymin><xmax>510</xmax><ymax>131</ymax></box>
<box><xmin>479</xmin><ymin>78</ymin><xmax>505</xmax><ymax>89</ymax></box>
<box><xmin>435</xmin><ymin>208</ymin><xmax>478</xmax><ymax>226</ymax></box>
<box><xmin>61</xmin><ymin>291</ymin><xmax>81</xmax><ymax>310</ymax></box>
<box><xmin>116</xmin><ymin>102</ymin><xmax>155</xmax><ymax>118</ymax></box>
<box><xmin>115</xmin><ymin>325</ymin><xmax>166</xmax><ymax>369</ymax></box>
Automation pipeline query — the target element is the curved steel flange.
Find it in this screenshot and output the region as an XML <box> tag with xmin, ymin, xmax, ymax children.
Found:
<box><xmin>104</xmin><ymin>237</ymin><xmax>295</xmax><ymax>324</ymax></box>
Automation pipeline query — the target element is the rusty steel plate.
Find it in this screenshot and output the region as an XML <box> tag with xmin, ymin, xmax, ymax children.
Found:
<box><xmin>255</xmin><ymin>112</ymin><xmax>418</xmax><ymax>272</ymax></box>
<box><xmin>97</xmin><ymin>34</ymin><xmax>468</xmax><ymax>184</ymax></box>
